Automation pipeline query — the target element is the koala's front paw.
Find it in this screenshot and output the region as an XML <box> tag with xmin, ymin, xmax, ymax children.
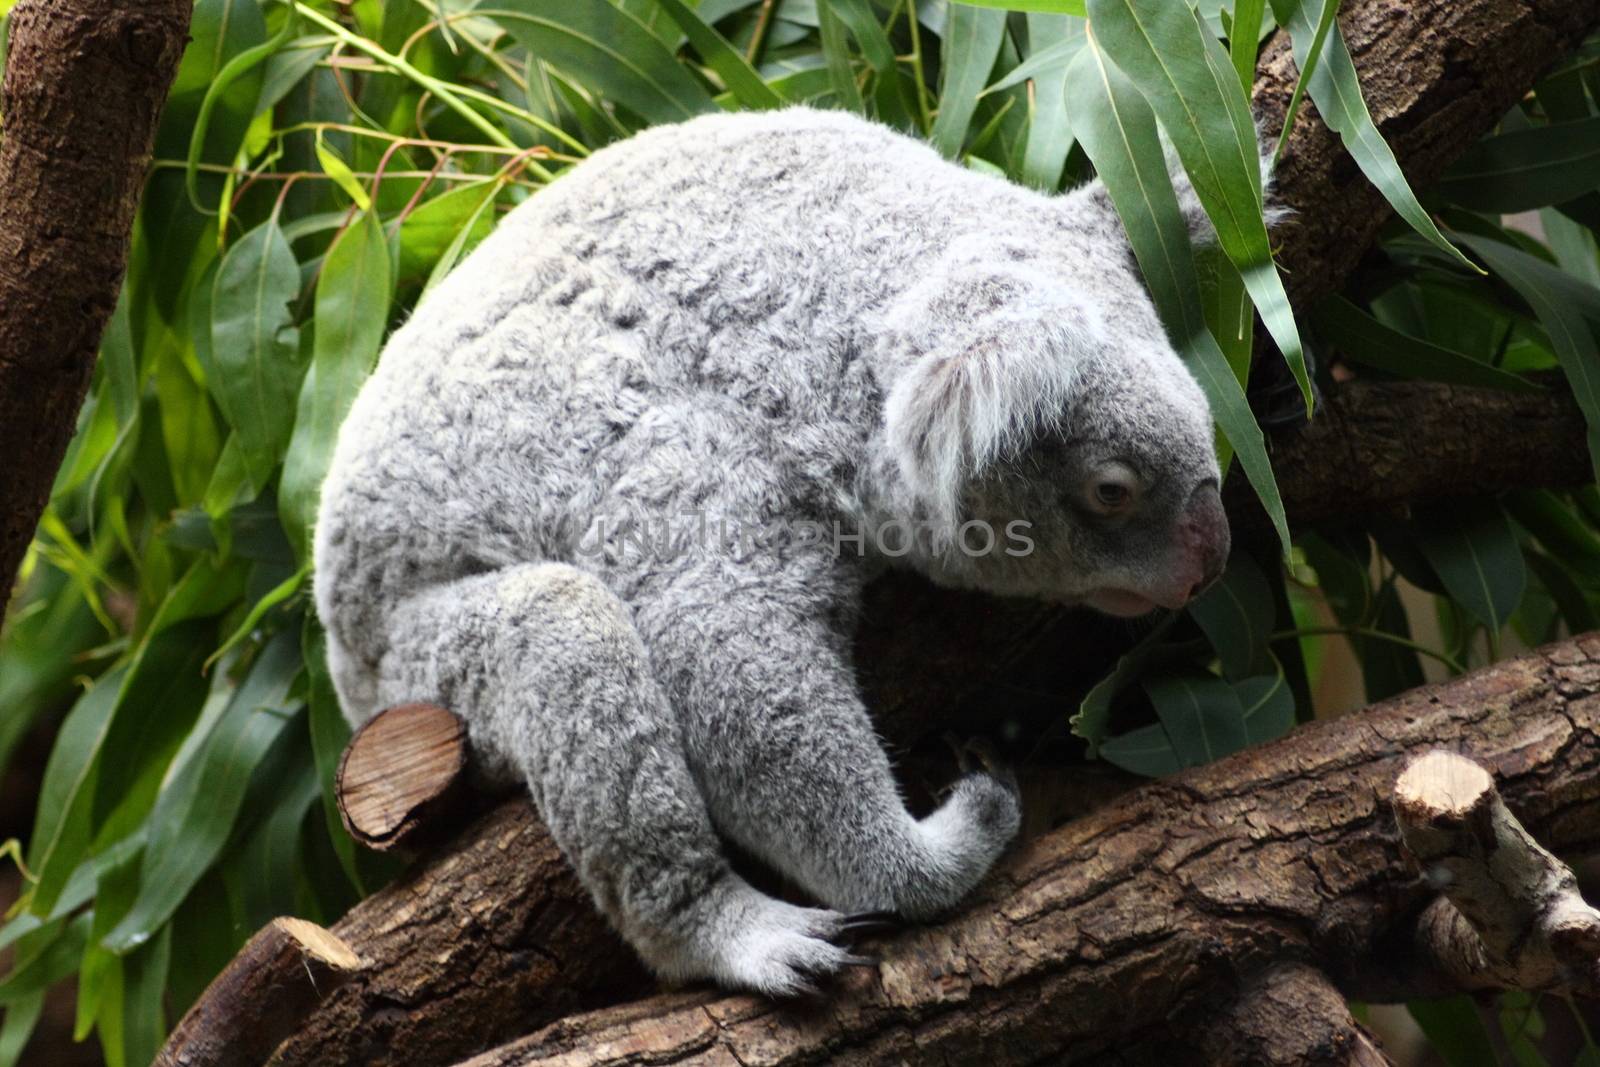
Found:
<box><xmin>891</xmin><ymin>738</ymin><xmax>1022</xmax><ymax>920</ymax></box>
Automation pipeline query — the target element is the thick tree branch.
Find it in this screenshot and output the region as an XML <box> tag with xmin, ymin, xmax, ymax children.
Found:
<box><xmin>0</xmin><ymin>0</ymin><xmax>191</xmax><ymax>604</ymax></box>
<box><xmin>449</xmin><ymin>636</ymin><xmax>1600</xmax><ymax>1066</ymax></box>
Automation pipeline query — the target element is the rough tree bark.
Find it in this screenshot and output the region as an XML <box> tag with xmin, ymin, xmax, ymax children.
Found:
<box><xmin>447</xmin><ymin>636</ymin><xmax>1600</xmax><ymax>1066</ymax></box>
<box><xmin>0</xmin><ymin>0</ymin><xmax>192</xmax><ymax>604</ymax></box>
<box><xmin>235</xmin><ymin>0</ymin><xmax>1600</xmax><ymax>1062</ymax></box>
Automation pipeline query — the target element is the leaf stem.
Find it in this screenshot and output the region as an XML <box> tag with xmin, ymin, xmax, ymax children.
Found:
<box><xmin>294</xmin><ymin>1</ymin><xmax>518</xmax><ymax>149</ymax></box>
<box><xmin>1272</xmin><ymin>626</ymin><xmax>1466</xmax><ymax>674</ymax></box>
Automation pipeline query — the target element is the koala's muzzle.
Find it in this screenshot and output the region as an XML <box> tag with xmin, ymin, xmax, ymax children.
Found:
<box><xmin>1167</xmin><ymin>480</ymin><xmax>1229</xmax><ymax>606</ymax></box>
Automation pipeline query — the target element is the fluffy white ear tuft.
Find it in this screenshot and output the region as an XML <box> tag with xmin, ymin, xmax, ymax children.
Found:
<box><xmin>881</xmin><ymin>263</ymin><xmax>1093</xmax><ymax>527</ymax></box>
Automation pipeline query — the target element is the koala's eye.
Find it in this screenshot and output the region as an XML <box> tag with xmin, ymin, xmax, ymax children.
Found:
<box><xmin>1095</xmin><ymin>483</ymin><xmax>1130</xmax><ymax>508</ymax></box>
<box><xmin>1085</xmin><ymin>463</ymin><xmax>1140</xmax><ymax>516</ymax></box>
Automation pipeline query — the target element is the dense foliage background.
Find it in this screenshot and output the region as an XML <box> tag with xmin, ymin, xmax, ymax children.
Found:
<box><xmin>4</xmin><ymin>0</ymin><xmax>1600</xmax><ymax>1062</ymax></box>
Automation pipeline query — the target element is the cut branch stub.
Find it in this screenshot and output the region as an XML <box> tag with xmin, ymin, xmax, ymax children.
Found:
<box><xmin>336</xmin><ymin>703</ymin><xmax>472</xmax><ymax>852</ymax></box>
<box><xmin>1393</xmin><ymin>749</ymin><xmax>1600</xmax><ymax>995</ymax></box>
<box><xmin>154</xmin><ymin>917</ymin><xmax>363</xmax><ymax>1067</ymax></box>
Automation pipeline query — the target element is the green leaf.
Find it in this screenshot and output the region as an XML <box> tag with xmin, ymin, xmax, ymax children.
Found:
<box><xmin>1267</xmin><ymin>0</ymin><xmax>1335</xmax><ymax>167</ymax></box>
<box><xmin>1525</xmin><ymin>549</ymin><xmax>1600</xmax><ymax>635</ymax></box>
<box><xmin>0</xmin><ymin>992</ymin><xmax>43</xmax><ymax>1067</ymax></box>
<box><xmin>185</xmin><ymin>8</ymin><xmax>295</xmax><ymax>213</ymax></box>
<box><xmin>929</xmin><ymin>5</ymin><xmax>1007</xmax><ymax>157</ymax></box>
<box><xmin>483</xmin><ymin>0</ymin><xmax>717</xmax><ymax>125</ymax></box>
<box><xmin>210</xmin><ymin>218</ymin><xmax>305</xmax><ymax>492</ymax></box>
<box><xmin>654</xmin><ymin>0</ymin><xmax>782</xmax><ymax>109</ymax></box>
<box><xmin>1187</xmin><ymin>553</ymin><xmax>1275</xmax><ymax>680</ymax></box>
<box><xmin>1065</xmin><ymin>40</ymin><xmax>1290</xmax><ymax>555</ymax></box>
<box><xmin>1412</xmin><ymin>498</ymin><xmax>1526</xmax><ymax>632</ymax></box>
<box><xmin>280</xmin><ymin>211</ymin><xmax>392</xmax><ymax>558</ymax></box>
<box><xmin>829</xmin><ymin>0</ymin><xmax>898</xmax><ymax>73</ymax></box>
<box><xmin>397</xmin><ymin>183</ymin><xmax>497</xmax><ymax>287</ymax></box>
<box><xmin>1235</xmin><ymin>670</ymin><xmax>1294</xmax><ymax>744</ymax></box>
<box><xmin>985</xmin><ymin>30</ymin><xmax>1085</xmax><ymax>95</ymax></box>
<box><xmin>816</xmin><ymin>0</ymin><xmax>865</xmax><ymax>112</ymax></box>
<box><xmin>103</xmin><ymin>632</ymin><xmax>303</xmax><ymax>954</ymax></box>
<box><xmin>1227</xmin><ymin>0</ymin><xmax>1265</xmax><ymax>91</ymax></box>
<box><xmin>1070</xmin><ymin>613</ymin><xmax>1182</xmax><ymax>752</ymax></box>
<box><xmin>304</xmin><ymin>618</ymin><xmax>364</xmax><ymax>892</ymax></box>
<box><xmin>1462</xmin><ymin>233</ymin><xmax>1600</xmax><ymax>478</ymax></box>
<box><xmin>952</xmin><ymin>0</ymin><xmax>1085</xmax><ymax>12</ymax></box>
<box><xmin>1267</xmin><ymin>0</ymin><xmax>1476</xmax><ymax>273</ymax></box>
<box><xmin>1313</xmin><ymin>295</ymin><xmax>1541</xmax><ymax>393</ymax></box>
<box><xmin>1409</xmin><ymin>997</ymin><xmax>1500</xmax><ymax>1067</ymax></box>
<box><xmin>315</xmin><ymin>131</ymin><xmax>373</xmax><ymax>210</ymax></box>
<box><xmin>1438</xmin><ymin>117</ymin><xmax>1600</xmax><ymax>214</ymax></box>
<box><xmin>0</xmin><ymin>914</ymin><xmax>89</xmax><ymax>1005</ymax></box>
<box><xmin>1020</xmin><ymin>15</ymin><xmax>1083</xmax><ymax>191</ymax></box>
<box><xmin>120</xmin><ymin>924</ymin><xmax>171</xmax><ymax>1066</ymax></box>
<box><xmin>1087</xmin><ymin>0</ymin><xmax>1312</xmax><ymax>413</ymax></box>
<box><xmin>1099</xmin><ymin>722</ymin><xmax>1180</xmax><ymax>777</ymax></box>
<box><xmin>25</xmin><ymin>666</ymin><xmax>130</xmax><ymax>916</ymax></box>
<box><xmin>1143</xmin><ymin>672</ymin><xmax>1249</xmax><ymax>767</ymax></box>
<box><xmin>89</xmin><ymin>622</ymin><xmax>213</xmax><ymax>835</ymax></box>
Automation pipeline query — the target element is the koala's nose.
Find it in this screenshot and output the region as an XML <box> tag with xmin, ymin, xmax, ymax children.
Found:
<box><xmin>1181</xmin><ymin>480</ymin><xmax>1230</xmax><ymax>600</ymax></box>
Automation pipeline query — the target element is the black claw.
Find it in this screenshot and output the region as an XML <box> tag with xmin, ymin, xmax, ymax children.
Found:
<box><xmin>943</xmin><ymin>731</ymin><xmax>970</xmax><ymax>774</ymax></box>
<box><xmin>839</xmin><ymin>953</ymin><xmax>880</xmax><ymax>968</ymax></box>
<box><xmin>837</xmin><ymin>911</ymin><xmax>901</xmax><ymax>939</ymax></box>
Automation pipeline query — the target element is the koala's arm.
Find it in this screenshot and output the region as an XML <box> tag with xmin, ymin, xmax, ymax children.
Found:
<box><xmin>630</xmin><ymin>550</ymin><xmax>1019</xmax><ymax>917</ymax></box>
<box><xmin>618</xmin><ymin>493</ymin><xmax>1021</xmax><ymax>919</ymax></box>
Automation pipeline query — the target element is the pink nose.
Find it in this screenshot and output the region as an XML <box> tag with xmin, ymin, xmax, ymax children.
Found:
<box><xmin>1177</xmin><ymin>481</ymin><xmax>1230</xmax><ymax>601</ymax></box>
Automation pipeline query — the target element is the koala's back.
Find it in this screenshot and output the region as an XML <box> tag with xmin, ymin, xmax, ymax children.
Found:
<box><xmin>313</xmin><ymin>108</ymin><xmax>1075</xmax><ymax>713</ymax></box>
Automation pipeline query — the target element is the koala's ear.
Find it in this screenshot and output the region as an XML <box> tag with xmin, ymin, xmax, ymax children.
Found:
<box><xmin>883</xmin><ymin>347</ymin><xmax>977</xmax><ymax>527</ymax></box>
<box><xmin>881</xmin><ymin>266</ymin><xmax>1090</xmax><ymax>525</ymax></box>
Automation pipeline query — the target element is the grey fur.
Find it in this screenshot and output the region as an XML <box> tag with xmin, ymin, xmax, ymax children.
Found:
<box><xmin>313</xmin><ymin>107</ymin><xmax>1230</xmax><ymax>996</ymax></box>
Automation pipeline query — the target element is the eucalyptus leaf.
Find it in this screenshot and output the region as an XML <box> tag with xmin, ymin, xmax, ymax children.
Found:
<box><xmin>1065</xmin><ymin>41</ymin><xmax>1290</xmax><ymax>555</ymax></box>
<box><xmin>280</xmin><ymin>211</ymin><xmax>393</xmax><ymax>558</ymax></box>
<box><xmin>1462</xmin><ymin>233</ymin><xmax>1600</xmax><ymax>478</ymax></box>
<box><xmin>1099</xmin><ymin>722</ymin><xmax>1181</xmax><ymax>777</ymax></box>
<box><xmin>929</xmin><ymin>4</ymin><xmax>1006</xmax><ymax>156</ymax></box>
<box><xmin>1087</xmin><ymin>0</ymin><xmax>1312</xmax><ymax>413</ymax></box>
<box><xmin>1187</xmin><ymin>552</ymin><xmax>1275</xmax><ymax>681</ymax></box>
<box><xmin>483</xmin><ymin>0</ymin><xmax>718</xmax><ymax>124</ymax></box>
<box><xmin>1143</xmin><ymin>672</ymin><xmax>1249</xmax><ymax>768</ymax></box>
<box><xmin>1438</xmin><ymin>117</ymin><xmax>1600</xmax><ymax>214</ymax></box>
<box><xmin>210</xmin><ymin>218</ymin><xmax>305</xmax><ymax>492</ymax></box>
<box><xmin>1313</xmin><ymin>295</ymin><xmax>1541</xmax><ymax>393</ymax></box>
<box><xmin>1412</xmin><ymin>498</ymin><xmax>1526</xmax><ymax>632</ymax></box>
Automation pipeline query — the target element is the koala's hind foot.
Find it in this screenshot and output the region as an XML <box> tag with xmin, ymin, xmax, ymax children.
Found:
<box><xmin>363</xmin><ymin>560</ymin><xmax>885</xmax><ymax>996</ymax></box>
<box><xmin>650</xmin><ymin>881</ymin><xmax>886</xmax><ymax>997</ymax></box>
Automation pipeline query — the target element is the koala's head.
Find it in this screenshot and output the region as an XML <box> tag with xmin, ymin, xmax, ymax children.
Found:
<box><xmin>875</xmin><ymin>238</ymin><xmax>1229</xmax><ymax>617</ymax></box>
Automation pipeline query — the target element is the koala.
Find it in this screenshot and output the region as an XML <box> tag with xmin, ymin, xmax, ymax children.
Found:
<box><xmin>313</xmin><ymin>107</ymin><xmax>1230</xmax><ymax>996</ymax></box>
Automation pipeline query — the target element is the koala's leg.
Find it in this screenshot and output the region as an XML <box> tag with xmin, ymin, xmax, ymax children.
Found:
<box><xmin>632</xmin><ymin>565</ymin><xmax>1022</xmax><ymax>920</ymax></box>
<box><xmin>377</xmin><ymin>561</ymin><xmax>866</xmax><ymax>995</ymax></box>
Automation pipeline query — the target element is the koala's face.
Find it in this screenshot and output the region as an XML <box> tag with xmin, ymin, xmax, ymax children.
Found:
<box><xmin>954</xmin><ymin>344</ymin><xmax>1230</xmax><ymax>617</ymax></box>
<box><xmin>879</xmin><ymin>234</ymin><xmax>1230</xmax><ymax>616</ymax></box>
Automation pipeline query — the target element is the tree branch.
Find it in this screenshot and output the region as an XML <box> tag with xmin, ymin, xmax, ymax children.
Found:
<box><xmin>1193</xmin><ymin>964</ymin><xmax>1394</xmax><ymax>1067</ymax></box>
<box><xmin>448</xmin><ymin>636</ymin><xmax>1600</xmax><ymax>1066</ymax></box>
<box><xmin>1395</xmin><ymin>750</ymin><xmax>1600</xmax><ymax>996</ymax></box>
<box><xmin>0</xmin><ymin>0</ymin><xmax>192</xmax><ymax>604</ymax></box>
